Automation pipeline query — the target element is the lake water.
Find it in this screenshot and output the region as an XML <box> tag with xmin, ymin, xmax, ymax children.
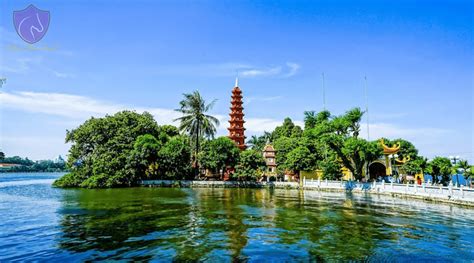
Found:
<box><xmin>1</xmin><ymin>173</ymin><xmax>473</xmax><ymax>262</ymax></box>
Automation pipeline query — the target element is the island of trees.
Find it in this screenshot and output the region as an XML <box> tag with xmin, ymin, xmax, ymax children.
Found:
<box><xmin>53</xmin><ymin>91</ymin><xmax>472</xmax><ymax>188</ymax></box>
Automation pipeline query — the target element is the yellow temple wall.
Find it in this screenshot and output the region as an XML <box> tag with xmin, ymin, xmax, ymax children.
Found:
<box><xmin>300</xmin><ymin>168</ymin><xmax>353</xmax><ymax>180</ymax></box>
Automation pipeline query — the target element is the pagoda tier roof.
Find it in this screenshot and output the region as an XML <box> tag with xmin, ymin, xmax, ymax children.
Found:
<box><xmin>263</xmin><ymin>144</ymin><xmax>276</xmax><ymax>152</ymax></box>
<box><xmin>229</xmin><ymin>136</ymin><xmax>247</xmax><ymax>140</ymax></box>
<box><xmin>228</xmin><ymin>120</ymin><xmax>245</xmax><ymax>123</ymax></box>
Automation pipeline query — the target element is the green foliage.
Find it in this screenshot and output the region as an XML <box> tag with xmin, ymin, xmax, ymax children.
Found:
<box><xmin>0</xmin><ymin>155</ymin><xmax>67</xmax><ymax>173</ymax></box>
<box><xmin>427</xmin><ymin>157</ymin><xmax>452</xmax><ymax>185</ymax></box>
<box><xmin>402</xmin><ymin>156</ymin><xmax>428</xmax><ymax>175</ymax></box>
<box><xmin>285</xmin><ymin>146</ymin><xmax>316</xmax><ymax>173</ymax></box>
<box><xmin>319</xmin><ymin>155</ymin><xmax>343</xmax><ymax>180</ymax></box>
<box><xmin>174</xmin><ymin>91</ymin><xmax>220</xmax><ymax>166</ymax></box>
<box><xmin>456</xmin><ymin>160</ymin><xmax>472</xmax><ymax>180</ymax></box>
<box><xmin>0</xmin><ymin>151</ymin><xmax>4</xmax><ymax>160</ymax></box>
<box><xmin>246</xmin><ymin>135</ymin><xmax>266</xmax><ymax>151</ymax></box>
<box><xmin>304</xmin><ymin>110</ymin><xmax>331</xmax><ymax>129</ymax></box>
<box><xmin>273</xmin><ymin>137</ymin><xmax>299</xmax><ymax>173</ymax></box>
<box><xmin>233</xmin><ymin>150</ymin><xmax>266</xmax><ymax>181</ymax></box>
<box><xmin>200</xmin><ymin>137</ymin><xmax>240</xmax><ymax>175</ymax></box>
<box><xmin>55</xmin><ymin>111</ymin><xmax>163</xmax><ymax>188</ymax></box>
<box><xmin>272</xmin><ymin>118</ymin><xmax>302</xmax><ymax>141</ymax></box>
<box><xmin>157</xmin><ymin>136</ymin><xmax>192</xmax><ymax>179</ymax></box>
<box><xmin>52</xmin><ymin>172</ymin><xmax>83</xmax><ymax>188</ymax></box>
<box><xmin>383</xmin><ymin>138</ymin><xmax>419</xmax><ymax>160</ymax></box>
<box><xmin>309</xmin><ymin>108</ymin><xmax>382</xmax><ymax>180</ymax></box>
<box><xmin>128</xmin><ymin>134</ymin><xmax>162</xmax><ymax>180</ymax></box>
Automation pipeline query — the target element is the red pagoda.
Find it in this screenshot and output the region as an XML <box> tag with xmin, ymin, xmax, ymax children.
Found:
<box><xmin>228</xmin><ymin>78</ymin><xmax>246</xmax><ymax>150</ymax></box>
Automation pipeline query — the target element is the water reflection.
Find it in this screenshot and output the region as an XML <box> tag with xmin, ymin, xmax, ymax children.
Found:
<box><xmin>56</xmin><ymin>187</ymin><xmax>474</xmax><ymax>261</ymax></box>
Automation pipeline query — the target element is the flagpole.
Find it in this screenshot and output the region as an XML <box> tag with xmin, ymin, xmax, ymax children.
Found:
<box><xmin>322</xmin><ymin>73</ymin><xmax>326</xmax><ymax>111</ymax></box>
<box><xmin>364</xmin><ymin>76</ymin><xmax>370</xmax><ymax>141</ymax></box>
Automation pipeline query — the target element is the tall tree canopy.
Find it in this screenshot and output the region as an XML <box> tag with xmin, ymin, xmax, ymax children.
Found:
<box><xmin>427</xmin><ymin>157</ymin><xmax>453</xmax><ymax>185</ymax></box>
<box><xmin>233</xmin><ymin>150</ymin><xmax>266</xmax><ymax>180</ymax></box>
<box><xmin>313</xmin><ymin>108</ymin><xmax>382</xmax><ymax>180</ymax></box>
<box><xmin>54</xmin><ymin>111</ymin><xmax>189</xmax><ymax>188</ymax></box>
<box><xmin>200</xmin><ymin>137</ymin><xmax>240</xmax><ymax>175</ymax></box>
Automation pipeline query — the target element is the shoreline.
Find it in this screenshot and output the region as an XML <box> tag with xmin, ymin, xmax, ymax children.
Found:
<box><xmin>140</xmin><ymin>179</ymin><xmax>474</xmax><ymax>208</ymax></box>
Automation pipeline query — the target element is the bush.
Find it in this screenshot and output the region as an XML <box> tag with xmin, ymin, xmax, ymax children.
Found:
<box><xmin>53</xmin><ymin>173</ymin><xmax>83</xmax><ymax>188</ymax></box>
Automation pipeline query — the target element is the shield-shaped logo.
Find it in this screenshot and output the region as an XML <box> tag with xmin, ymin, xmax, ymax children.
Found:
<box><xmin>13</xmin><ymin>4</ymin><xmax>50</xmax><ymax>44</ymax></box>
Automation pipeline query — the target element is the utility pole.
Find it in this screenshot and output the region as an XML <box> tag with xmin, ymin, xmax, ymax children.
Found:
<box><xmin>364</xmin><ymin>76</ymin><xmax>370</xmax><ymax>141</ymax></box>
<box><xmin>322</xmin><ymin>73</ymin><xmax>326</xmax><ymax>111</ymax></box>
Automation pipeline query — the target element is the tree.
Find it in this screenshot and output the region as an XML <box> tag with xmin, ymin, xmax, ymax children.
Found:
<box><xmin>128</xmin><ymin>134</ymin><xmax>162</xmax><ymax>180</ymax></box>
<box><xmin>304</xmin><ymin>111</ymin><xmax>317</xmax><ymax>129</ymax></box>
<box><xmin>157</xmin><ymin>135</ymin><xmax>192</xmax><ymax>179</ymax></box>
<box><xmin>285</xmin><ymin>146</ymin><xmax>316</xmax><ymax>174</ymax></box>
<box><xmin>402</xmin><ymin>156</ymin><xmax>428</xmax><ymax>176</ymax></box>
<box><xmin>319</xmin><ymin>155</ymin><xmax>343</xmax><ymax>180</ymax></box>
<box><xmin>0</xmin><ymin>151</ymin><xmax>4</xmax><ymax>160</ymax></box>
<box><xmin>316</xmin><ymin>108</ymin><xmax>382</xmax><ymax>180</ymax></box>
<box><xmin>456</xmin><ymin>160</ymin><xmax>472</xmax><ymax>187</ymax></box>
<box><xmin>273</xmin><ymin>136</ymin><xmax>299</xmax><ymax>173</ymax></box>
<box><xmin>304</xmin><ymin>110</ymin><xmax>331</xmax><ymax>130</ymax></box>
<box><xmin>233</xmin><ymin>150</ymin><xmax>266</xmax><ymax>181</ymax></box>
<box><xmin>174</xmin><ymin>91</ymin><xmax>220</xmax><ymax>172</ymax></box>
<box><xmin>427</xmin><ymin>157</ymin><xmax>452</xmax><ymax>185</ymax></box>
<box><xmin>200</xmin><ymin>137</ymin><xmax>240</xmax><ymax>176</ymax></box>
<box><xmin>54</xmin><ymin>111</ymin><xmax>162</xmax><ymax>188</ymax></box>
<box><xmin>246</xmin><ymin>135</ymin><xmax>264</xmax><ymax>151</ymax></box>
<box><xmin>272</xmin><ymin>118</ymin><xmax>302</xmax><ymax>141</ymax></box>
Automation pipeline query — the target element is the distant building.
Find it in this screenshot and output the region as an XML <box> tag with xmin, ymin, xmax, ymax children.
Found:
<box><xmin>228</xmin><ymin>78</ymin><xmax>246</xmax><ymax>150</ymax></box>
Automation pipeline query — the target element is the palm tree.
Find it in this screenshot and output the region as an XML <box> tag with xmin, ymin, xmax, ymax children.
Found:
<box><xmin>247</xmin><ymin>135</ymin><xmax>259</xmax><ymax>149</ymax></box>
<box><xmin>174</xmin><ymin>91</ymin><xmax>220</xmax><ymax>172</ymax></box>
<box><xmin>457</xmin><ymin>160</ymin><xmax>472</xmax><ymax>187</ymax></box>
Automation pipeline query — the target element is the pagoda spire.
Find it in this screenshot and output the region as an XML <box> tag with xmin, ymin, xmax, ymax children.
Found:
<box><xmin>228</xmin><ymin>79</ymin><xmax>246</xmax><ymax>150</ymax></box>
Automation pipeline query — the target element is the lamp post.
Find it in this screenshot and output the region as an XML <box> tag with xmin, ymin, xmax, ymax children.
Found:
<box><xmin>449</xmin><ymin>155</ymin><xmax>461</xmax><ymax>186</ymax></box>
<box><xmin>389</xmin><ymin>154</ymin><xmax>399</xmax><ymax>183</ymax></box>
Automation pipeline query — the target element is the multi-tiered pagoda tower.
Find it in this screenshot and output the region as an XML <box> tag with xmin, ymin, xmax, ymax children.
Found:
<box><xmin>228</xmin><ymin>78</ymin><xmax>246</xmax><ymax>150</ymax></box>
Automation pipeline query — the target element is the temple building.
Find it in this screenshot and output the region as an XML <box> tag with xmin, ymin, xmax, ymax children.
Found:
<box><xmin>228</xmin><ymin>78</ymin><xmax>246</xmax><ymax>150</ymax></box>
<box><xmin>263</xmin><ymin>144</ymin><xmax>277</xmax><ymax>173</ymax></box>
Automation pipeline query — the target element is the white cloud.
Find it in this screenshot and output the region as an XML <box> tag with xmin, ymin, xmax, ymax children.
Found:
<box><xmin>51</xmin><ymin>70</ymin><xmax>75</xmax><ymax>79</ymax></box>
<box><xmin>283</xmin><ymin>62</ymin><xmax>301</xmax><ymax>77</ymax></box>
<box><xmin>0</xmin><ymin>91</ymin><xmax>181</xmax><ymax>125</ymax></box>
<box><xmin>152</xmin><ymin>62</ymin><xmax>300</xmax><ymax>78</ymax></box>
<box><xmin>240</xmin><ymin>66</ymin><xmax>282</xmax><ymax>77</ymax></box>
<box><xmin>0</xmin><ymin>91</ymin><xmax>296</xmax><ymax>135</ymax></box>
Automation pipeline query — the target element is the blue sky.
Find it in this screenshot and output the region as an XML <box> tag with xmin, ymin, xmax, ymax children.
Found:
<box><xmin>0</xmin><ymin>0</ymin><xmax>472</xmax><ymax>162</ymax></box>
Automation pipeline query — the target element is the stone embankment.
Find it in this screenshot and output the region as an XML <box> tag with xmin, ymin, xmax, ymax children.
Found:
<box><xmin>140</xmin><ymin>179</ymin><xmax>474</xmax><ymax>207</ymax></box>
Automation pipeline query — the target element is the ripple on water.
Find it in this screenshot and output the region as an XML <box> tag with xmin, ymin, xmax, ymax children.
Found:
<box><xmin>1</xmin><ymin>174</ymin><xmax>473</xmax><ymax>261</ymax></box>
